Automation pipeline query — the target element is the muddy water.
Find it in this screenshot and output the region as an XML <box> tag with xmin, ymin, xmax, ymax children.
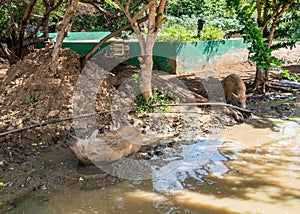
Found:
<box><xmin>9</xmin><ymin>118</ymin><xmax>300</xmax><ymax>214</ymax></box>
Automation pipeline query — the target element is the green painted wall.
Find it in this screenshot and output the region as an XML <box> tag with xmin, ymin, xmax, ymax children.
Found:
<box><xmin>174</xmin><ymin>39</ymin><xmax>249</xmax><ymax>73</ymax></box>
<box><xmin>128</xmin><ymin>39</ymin><xmax>249</xmax><ymax>73</ymax></box>
<box><xmin>40</xmin><ymin>32</ymin><xmax>249</xmax><ymax>74</ymax></box>
<box><xmin>38</xmin><ymin>32</ymin><xmax>111</xmax><ymax>56</ymax></box>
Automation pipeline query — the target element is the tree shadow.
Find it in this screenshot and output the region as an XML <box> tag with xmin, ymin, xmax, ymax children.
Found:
<box><xmin>168</xmin><ymin>137</ymin><xmax>300</xmax><ymax>213</ymax></box>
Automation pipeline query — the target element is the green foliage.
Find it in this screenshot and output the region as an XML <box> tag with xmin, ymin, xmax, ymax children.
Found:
<box><xmin>280</xmin><ymin>70</ymin><xmax>300</xmax><ymax>81</ymax></box>
<box><xmin>199</xmin><ymin>25</ymin><xmax>225</xmax><ymax>40</ymax></box>
<box><xmin>25</xmin><ymin>92</ymin><xmax>41</xmax><ymax>104</ymax></box>
<box><xmin>104</xmin><ymin>0</ymin><xmax>120</xmax><ymax>9</ymax></box>
<box><xmin>25</xmin><ymin>98</ymin><xmax>33</xmax><ymax>105</ymax></box>
<box><xmin>165</xmin><ymin>0</ymin><xmax>240</xmax><ymax>33</ymax></box>
<box><xmin>246</xmin><ymin>23</ymin><xmax>281</xmax><ymax>71</ymax></box>
<box><xmin>71</xmin><ymin>2</ymin><xmax>128</xmax><ymax>32</ymax></box>
<box><xmin>132</xmin><ymin>74</ymin><xmax>177</xmax><ymax>114</ymax></box>
<box><xmin>227</xmin><ymin>1</ymin><xmax>281</xmax><ymax>72</ymax></box>
<box><xmin>166</xmin><ymin>0</ymin><xmax>234</xmax><ymax>19</ymax></box>
<box><xmin>0</xmin><ymin>0</ymin><xmax>67</xmax><ymax>36</ymax></box>
<box><xmin>157</xmin><ymin>16</ymin><xmax>225</xmax><ymax>42</ymax></box>
<box><xmin>0</xmin><ymin>5</ymin><xmax>10</xmax><ymax>38</ymax></box>
<box><xmin>72</xmin><ymin>13</ymin><xmax>107</xmax><ymax>32</ymax></box>
<box><xmin>39</xmin><ymin>1</ymin><xmax>75</xmax><ymax>32</ymax></box>
<box><xmin>275</xmin><ymin>12</ymin><xmax>300</xmax><ymax>41</ymax></box>
<box><xmin>47</xmin><ymin>2</ymin><xmax>68</xmax><ymax>32</ymax></box>
<box><xmin>0</xmin><ymin>2</ymin><xmax>26</xmax><ymax>39</ymax></box>
<box><xmin>209</xmin><ymin>18</ymin><xmax>241</xmax><ymax>31</ymax></box>
<box><xmin>157</xmin><ymin>27</ymin><xmax>197</xmax><ymax>42</ymax></box>
<box><xmin>165</xmin><ymin>0</ymin><xmax>204</xmax><ymax>17</ymax></box>
<box><xmin>133</xmin><ymin>89</ymin><xmax>175</xmax><ymax>114</ymax></box>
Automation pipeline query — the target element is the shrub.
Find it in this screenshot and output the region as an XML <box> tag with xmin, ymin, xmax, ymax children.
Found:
<box><xmin>157</xmin><ymin>16</ymin><xmax>225</xmax><ymax>42</ymax></box>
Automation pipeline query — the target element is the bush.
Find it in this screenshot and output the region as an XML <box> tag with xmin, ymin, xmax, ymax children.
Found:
<box><xmin>0</xmin><ymin>5</ymin><xmax>10</xmax><ymax>38</ymax></box>
<box><xmin>132</xmin><ymin>74</ymin><xmax>178</xmax><ymax>114</ymax></box>
<box><xmin>156</xmin><ymin>16</ymin><xmax>225</xmax><ymax>42</ymax></box>
<box><xmin>275</xmin><ymin>12</ymin><xmax>300</xmax><ymax>41</ymax></box>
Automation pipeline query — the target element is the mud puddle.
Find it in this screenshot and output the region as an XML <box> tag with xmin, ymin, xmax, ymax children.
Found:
<box><xmin>7</xmin><ymin>116</ymin><xmax>300</xmax><ymax>214</ymax></box>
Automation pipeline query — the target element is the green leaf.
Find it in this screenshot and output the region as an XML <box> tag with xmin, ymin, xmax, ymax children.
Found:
<box><xmin>25</xmin><ymin>98</ymin><xmax>33</xmax><ymax>105</ymax></box>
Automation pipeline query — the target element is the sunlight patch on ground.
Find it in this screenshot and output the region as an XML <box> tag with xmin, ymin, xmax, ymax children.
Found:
<box><xmin>173</xmin><ymin>189</ymin><xmax>300</xmax><ymax>213</ymax></box>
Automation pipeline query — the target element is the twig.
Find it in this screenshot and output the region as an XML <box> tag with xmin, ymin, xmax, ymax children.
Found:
<box><xmin>0</xmin><ymin>112</ymin><xmax>98</xmax><ymax>137</ymax></box>
<box><xmin>266</xmin><ymin>83</ymin><xmax>295</xmax><ymax>93</ymax></box>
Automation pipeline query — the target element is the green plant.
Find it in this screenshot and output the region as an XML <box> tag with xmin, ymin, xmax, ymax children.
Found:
<box><xmin>199</xmin><ymin>25</ymin><xmax>225</xmax><ymax>40</ymax></box>
<box><xmin>25</xmin><ymin>98</ymin><xmax>33</xmax><ymax>104</ymax></box>
<box><xmin>280</xmin><ymin>70</ymin><xmax>300</xmax><ymax>81</ymax></box>
<box><xmin>157</xmin><ymin>16</ymin><xmax>225</xmax><ymax>42</ymax></box>
<box><xmin>166</xmin><ymin>0</ymin><xmax>235</xmax><ymax>20</ymax></box>
<box><xmin>25</xmin><ymin>92</ymin><xmax>41</xmax><ymax>104</ymax></box>
<box><xmin>132</xmin><ymin>74</ymin><xmax>176</xmax><ymax>113</ymax></box>
<box><xmin>133</xmin><ymin>88</ymin><xmax>176</xmax><ymax>114</ymax></box>
<box><xmin>274</xmin><ymin>11</ymin><xmax>300</xmax><ymax>41</ymax></box>
<box><xmin>0</xmin><ymin>5</ymin><xmax>10</xmax><ymax>38</ymax></box>
<box><xmin>34</xmin><ymin>92</ymin><xmax>41</xmax><ymax>100</ymax></box>
<box><xmin>227</xmin><ymin>0</ymin><xmax>299</xmax><ymax>88</ymax></box>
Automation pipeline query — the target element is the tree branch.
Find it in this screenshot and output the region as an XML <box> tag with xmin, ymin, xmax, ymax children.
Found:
<box><xmin>51</xmin><ymin>0</ymin><xmax>79</xmax><ymax>70</ymax></box>
<box><xmin>132</xmin><ymin>3</ymin><xmax>150</xmax><ymax>23</ymax></box>
<box><xmin>261</xmin><ymin>4</ymin><xmax>283</xmax><ymax>33</ymax></box>
<box><xmin>147</xmin><ymin>1</ymin><xmax>156</xmax><ymax>34</ymax></box>
<box><xmin>82</xmin><ymin>15</ymin><xmax>148</xmax><ymax>65</ymax></box>
<box><xmin>28</xmin><ymin>0</ymin><xmax>64</xmax><ymax>38</ymax></box>
<box><xmin>115</xmin><ymin>0</ymin><xmax>146</xmax><ymax>55</ymax></box>
<box><xmin>268</xmin><ymin>1</ymin><xmax>295</xmax><ymax>47</ymax></box>
<box><xmin>156</xmin><ymin>0</ymin><xmax>167</xmax><ymax>30</ymax></box>
<box><xmin>80</xmin><ymin>0</ymin><xmax>121</xmax><ymax>19</ymax></box>
<box><xmin>131</xmin><ymin>0</ymin><xmax>145</xmax><ymax>11</ymax></box>
<box><xmin>256</xmin><ymin>0</ymin><xmax>262</xmax><ymax>24</ymax></box>
<box><xmin>125</xmin><ymin>0</ymin><xmax>131</xmax><ymax>13</ymax></box>
<box><xmin>261</xmin><ymin>0</ymin><xmax>296</xmax><ymax>33</ymax></box>
<box><xmin>18</xmin><ymin>0</ymin><xmax>38</xmax><ymax>58</ymax></box>
<box><xmin>157</xmin><ymin>0</ymin><xmax>166</xmax><ymax>15</ymax></box>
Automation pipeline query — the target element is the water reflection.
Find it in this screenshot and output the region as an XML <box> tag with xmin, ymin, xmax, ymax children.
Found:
<box><xmin>152</xmin><ymin>140</ymin><xmax>226</xmax><ymax>192</ymax></box>
<box><xmin>9</xmin><ymin>119</ymin><xmax>300</xmax><ymax>214</ymax></box>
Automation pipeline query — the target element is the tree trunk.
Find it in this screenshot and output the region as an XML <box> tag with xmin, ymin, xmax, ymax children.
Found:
<box><xmin>113</xmin><ymin>0</ymin><xmax>166</xmax><ymax>101</ymax></box>
<box><xmin>18</xmin><ymin>0</ymin><xmax>38</xmax><ymax>58</ymax></box>
<box><xmin>253</xmin><ymin>67</ymin><xmax>269</xmax><ymax>92</ymax></box>
<box><xmin>138</xmin><ymin>54</ymin><xmax>153</xmax><ymax>102</ymax></box>
<box><xmin>51</xmin><ymin>0</ymin><xmax>78</xmax><ymax>71</ymax></box>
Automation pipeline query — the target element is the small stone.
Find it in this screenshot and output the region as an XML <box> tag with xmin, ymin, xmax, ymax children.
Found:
<box><xmin>65</xmin><ymin>125</ymin><xmax>71</xmax><ymax>131</ymax></box>
<box><xmin>30</xmin><ymin>119</ymin><xmax>39</xmax><ymax>124</ymax></box>
<box><xmin>13</xmin><ymin>118</ymin><xmax>22</xmax><ymax>127</ymax></box>
<box><xmin>47</xmin><ymin>110</ymin><xmax>60</xmax><ymax>118</ymax></box>
<box><xmin>7</xmin><ymin>126</ymin><xmax>14</xmax><ymax>131</ymax></box>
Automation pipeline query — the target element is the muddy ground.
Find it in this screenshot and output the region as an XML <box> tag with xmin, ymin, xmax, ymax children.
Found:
<box><xmin>0</xmin><ymin>44</ymin><xmax>299</xmax><ymax>213</ymax></box>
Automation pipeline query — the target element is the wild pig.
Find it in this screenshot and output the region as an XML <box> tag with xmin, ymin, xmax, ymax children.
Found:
<box><xmin>223</xmin><ymin>74</ymin><xmax>247</xmax><ymax>108</ymax></box>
